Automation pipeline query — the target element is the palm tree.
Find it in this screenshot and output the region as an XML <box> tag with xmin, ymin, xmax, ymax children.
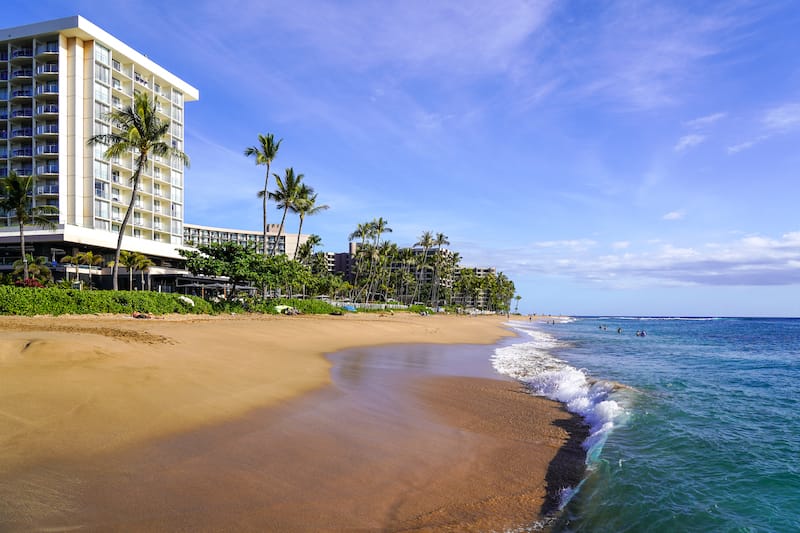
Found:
<box><xmin>297</xmin><ymin>234</ymin><xmax>322</xmax><ymax>265</ymax></box>
<box><xmin>348</xmin><ymin>222</ymin><xmax>373</xmax><ymax>298</ymax></box>
<box><xmin>88</xmin><ymin>92</ymin><xmax>189</xmax><ymax>290</ymax></box>
<box><xmin>413</xmin><ymin>231</ymin><xmax>434</xmax><ymax>303</ymax></box>
<box><xmin>109</xmin><ymin>250</ymin><xmax>138</xmax><ymax>290</ymax></box>
<box><xmin>266</xmin><ymin>168</ymin><xmax>303</xmax><ymax>256</ymax></box>
<box><xmin>514</xmin><ymin>295</ymin><xmax>522</xmax><ymax>313</ymax></box>
<box><xmin>133</xmin><ymin>253</ymin><xmax>155</xmax><ymax>290</ymax></box>
<box><xmin>13</xmin><ymin>254</ymin><xmax>52</xmax><ymax>284</ymax></box>
<box><xmin>371</xmin><ymin>217</ymin><xmax>392</xmax><ymax>247</ymax></box>
<box><xmin>430</xmin><ymin>232</ymin><xmax>450</xmax><ymax>308</ymax></box>
<box><xmin>293</xmin><ymin>187</ymin><xmax>329</xmax><ymax>258</ymax></box>
<box><xmin>74</xmin><ymin>250</ymin><xmax>105</xmax><ymax>288</ymax></box>
<box><xmin>0</xmin><ymin>171</ymin><xmax>58</xmax><ymax>280</ymax></box>
<box><xmin>244</xmin><ymin>133</ymin><xmax>282</xmax><ymax>256</ymax></box>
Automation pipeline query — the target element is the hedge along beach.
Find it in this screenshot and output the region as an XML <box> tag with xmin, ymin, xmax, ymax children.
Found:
<box><xmin>0</xmin><ymin>313</ymin><xmax>586</xmax><ymax>531</ymax></box>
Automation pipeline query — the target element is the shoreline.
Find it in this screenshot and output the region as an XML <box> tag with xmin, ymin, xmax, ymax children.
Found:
<box><xmin>0</xmin><ymin>313</ymin><xmax>586</xmax><ymax>530</ymax></box>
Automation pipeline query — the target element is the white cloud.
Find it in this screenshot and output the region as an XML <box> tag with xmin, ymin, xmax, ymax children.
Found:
<box><xmin>684</xmin><ymin>112</ymin><xmax>727</xmax><ymax>128</ymax></box>
<box><xmin>663</xmin><ymin>210</ymin><xmax>686</xmax><ymax>220</ymax></box>
<box><xmin>763</xmin><ymin>102</ymin><xmax>800</xmax><ymax>131</ymax></box>
<box><xmin>463</xmin><ymin>232</ymin><xmax>800</xmax><ymax>288</ymax></box>
<box><xmin>674</xmin><ymin>134</ymin><xmax>706</xmax><ymax>152</ymax></box>
<box><xmin>612</xmin><ymin>241</ymin><xmax>631</xmax><ymax>250</ymax></box>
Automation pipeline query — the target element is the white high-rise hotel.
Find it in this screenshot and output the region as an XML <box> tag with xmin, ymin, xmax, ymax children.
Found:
<box><xmin>0</xmin><ymin>16</ymin><xmax>198</xmax><ymax>265</ymax></box>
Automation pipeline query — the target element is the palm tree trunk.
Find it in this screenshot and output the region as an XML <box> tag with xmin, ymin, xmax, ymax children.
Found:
<box><xmin>271</xmin><ymin>206</ymin><xmax>290</xmax><ymax>256</ymax></box>
<box><xmin>262</xmin><ymin>165</ymin><xmax>270</xmax><ymax>256</ymax></box>
<box><xmin>18</xmin><ymin>221</ymin><xmax>28</xmax><ymax>280</ymax></box>
<box><xmin>114</xmin><ymin>154</ymin><xmax>146</xmax><ymax>291</ymax></box>
<box><xmin>129</xmin><ymin>267</ymin><xmax>134</xmax><ymax>290</ymax></box>
<box><xmin>294</xmin><ymin>214</ymin><xmax>305</xmax><ymax>259</ymax></box>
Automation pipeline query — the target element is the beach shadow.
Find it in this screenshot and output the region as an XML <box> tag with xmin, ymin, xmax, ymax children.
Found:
<box><xmin>541</xmin><ymin>413</ymin><xmax>589</xmax><ymax>517</ymax></box>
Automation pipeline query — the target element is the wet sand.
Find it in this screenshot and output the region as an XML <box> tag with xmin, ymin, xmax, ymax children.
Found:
<box><xmin>0</xmin><ymin>313</ymin><xmax>585</xmax><ymax>531</ymax></box>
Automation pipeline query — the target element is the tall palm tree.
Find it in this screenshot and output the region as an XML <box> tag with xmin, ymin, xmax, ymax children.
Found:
<box><xmin>514</xmin><ymin>295</ymin><xmax>522</xmax><ymax>313</ymax></box>
<box><xmin>266</xmin><ymin>167</ymin><xmax>303</xmax><ymax>256</ymax></box>
<box><xmin>348</xmin><ymin>222</ymin><xmax>373</xmax><ymax>298</ymax></box>
<box><xmin>0</xmin><ymin>171</ymin><xmax>58</xmax><ymax>280</ymax></box>
<box><xmin>430</xmin><ymin>232</ymin><xmax>450</xmax><ymax>307</ymax></box>
<box><xmin>370</xmin><ymin>217</ymin><xmax>392</xmax><ymax>247</ymax></box>
<box><xmin>413</xmin><ymin>231</ymin><xmax>434</xmax><ymax>303</ymax></box>
<box><xmin>88</xmin><ymin>92</ymin><xmax>189</xmax><ymax>290</ymax></box>
<box><xmin>297</xmin><ymin>234</ymin><xmax>322</xmax><ymax>265</ymax></box>
<box><xmin>244</xmin><ymin>133</ymin><xmax>282</xmax><ymax>256</ymax></box>
<box><xmin>292</xmin><ymin>186</ymin><xmax>329</xmax><ymax>258</ymax></box>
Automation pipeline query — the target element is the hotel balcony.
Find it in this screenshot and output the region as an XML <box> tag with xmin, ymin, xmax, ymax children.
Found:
<box><xmin>11</xmin><ymin>147</ymin><xmax>33</xmax><ymax>158</ymax></box>
<box><xmin>10</xmin><ymin>108</ymin><xmax>33</xmax><ymax>120</ymax></box>
<box><xmin>35</xmin><ymin>63</ymin><xmax>58</xmax><ymax>78</ymax></box>
<box><xmin>35</xmin><ymin>124</ymin><xmax>58</xmax><ymax>136</ymax></box>
<box><xmin>0</xmin><ymin>51</ymin><xmax>8</xmax><ymax>61</ymax></box>
<box><xmin>10</xmin><ymin>127</ymin><xmax>33</xmax><ymax>139</ymax></box>
<box><xmin>35</xmin><ymin>83</ymin><xmax>58</xmax><ymax>96</ymax></box>
<box><xmin>35</xmin><ymin>43</ymin><xmax>59</xmax><ymax>57</ymax></box>
<box><xmin>11</xmin><ymin>167</ymin><xmax>33</xmax><ymax>176</ymax></box>
<box><xmin>0</xmin><ymin>70</ymin><xmax>8</xmax><ymax>81</ymax></box>
<box><xmin>0</xmin><ymin>169</ymin><xmax>7</xmax><ymax>177</ymax></box>
<box><xmin>35</xmin><ymin>103</ymin><xmax>58</xmax><ymax>116</ymax></box>
<box><xmin>11</xmin><ymin>68</ymin><xmax>33</xmax><ymax>80</ymax></box>
<box><xmin>10</xmin><ymin>48</ymin><xmax>33</xmax><ymax>61</ymax></box>
<box><xmin>36</xmin><ymin>163</ymin><xmax>59</xmax><ymax>175</ymax></box>
<box><xmin>0</xmin><ymin>130</ymin><xmax>7</xmax><ymax>140</ymax></box>
<box><xmin>10</xmin><ymin>89</ymin><xmax>33</xmax><ymax>101</ymax></box>
<box><xmin>0</xmin><ymin>110</ymin><xmax>8</xmax><ymax>119</ymax></box>
<box><xmin>35</xmin><ymin>144</ymin><xmax>58</xmax><ymax>155</ymax></box>
<box><xmin>35</xmin><ymin>184</ymin><xmax>59</xmax><ymax>195</ymax></box>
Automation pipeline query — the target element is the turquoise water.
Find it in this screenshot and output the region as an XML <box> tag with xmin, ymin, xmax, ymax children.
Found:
<box><xmin>496</xmin><ymin>317</ymin><xmax>800</xmax><ymax>532</ymax></box>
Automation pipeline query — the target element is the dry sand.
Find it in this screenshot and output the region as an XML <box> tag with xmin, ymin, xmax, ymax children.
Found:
<box><xmin>0</xmin><ymin>312</ymin><xmax>584</xmax><ymax>531</ymax></box>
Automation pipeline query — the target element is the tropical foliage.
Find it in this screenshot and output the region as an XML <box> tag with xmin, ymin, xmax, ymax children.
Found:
<box><xmin>0</xmin><ymin>171</ymin><xmax>58</xmax><ymax>280</ymax></box>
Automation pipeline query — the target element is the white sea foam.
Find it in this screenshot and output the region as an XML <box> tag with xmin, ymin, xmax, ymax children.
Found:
<box><xmin>492</xmin><ymin>327</ymin><xmax>624</xmax><ymax>461</ymax></box>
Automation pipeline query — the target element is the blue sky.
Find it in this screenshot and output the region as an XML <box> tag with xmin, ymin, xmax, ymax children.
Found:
<box><xmin>6</xmin><ymin>1</ymin><xmax>800</xmax><ymax>316</ymax></box>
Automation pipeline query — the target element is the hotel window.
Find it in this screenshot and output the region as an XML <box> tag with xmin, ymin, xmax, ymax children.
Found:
<box><xmin>94</xmin><ymin>161</ymin><xmax>109</xmax><ymax>181</ymax></box>
<box><xmin>94</xmin><ymin>142</ymin><xmax>106</xmax><ymax>159</ymax></box>
<box><xmin>111</xmin><ymin>171</ymin><xmax>120</xmax><ymax>183</ymax></box>
<box><xmin>94</xmin><ymin>180</ymin><xmax>108</xmax><ymax>199</ymax></box>
<box><xmin>94</xmin><ymin>200</ymin><xmax>109</xmax><ymax>219</ymax></box>
<box><xmin>171</xmin><ymin>220</ymin><xmax>182</xmax><ymax>235</ymax></box>
<box><xmin>172</xmin><ymin>91</ymin><xmax>183</xmax><ymax>106</ymax></box>
<box><xmin>133</xmin><ymin>229</ymin><xmax>141</xmax><ymax>238</ymax></box>
<box><xmin>153</xmin><ymin>183</ymin><xmax>161</xmax><ymax>197</ymax></box>
<box><xmin>94</xmin><ymin>122</ymin><xmax>110</xmax><ymax>136</ymax></box>
<box><xmin>95</xmin><ymin>64</ymin><xmax>110</xmax><ymax>84</ymax></box>
<box><xmin>95</xmin><ymin>219</ymin><xmax>110</xmax><ymax>231</ymax></box>
<box><xmin>95</xmin><ymin>44</ymin><xmax>110</xmax><ymax>65</ymax></box>
<box><xmin>112</xmin><ymin>59</ymin><xmax>121</xmax><ymax>72</ymax></box>
<box><xmin>94</xmin><ymin>84</ymin><xmax>109</xmax><ymax>103</ymax></box>
<box><xmin>112</xmin><ymin>206</ymin><xmax>121</xmax><ymax>221</ymax></box>
<box><xmin>154</xmin><ymin>82</ymin><xmax>161</xmax><ymax>95</ymax></box>
<box><xmin>112</xmin><ymin>95</ymin><xmax>122</xmax><ymax>110</ymax></box>
<box><xmin>171</xmin><ymin>187</ymin><xmax>182</xmax><ymax>202</ymax></box>
<box><xmin>172</xmin><ymin>107</ymin><xmax>182</xmax><ymax>122</ymax></box>
<box><xmin>112</xmin><ymin>188</ymin><xmax>120</xmax><ymax>201</ymax></box>
<box><xmin>154</xmin><ymin>200</ymin><xmax>161</xmax><ymax>213</ymax></box>
<box><xmin>95</xmin><ymin>101</ymin><xmax>109</xmax><ymax>120</ymax></box>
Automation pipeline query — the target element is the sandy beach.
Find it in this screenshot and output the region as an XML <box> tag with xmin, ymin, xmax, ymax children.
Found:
<box><xmin>0</xmin><ymin>313</ymin><xmax>585</xmax><ymax>531</ymax></box>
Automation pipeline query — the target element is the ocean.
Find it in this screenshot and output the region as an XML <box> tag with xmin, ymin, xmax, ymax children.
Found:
<box><xmin>496</xmin><ymin>317</ymin><xmax>800</xmax><ymax>532</ymax></box>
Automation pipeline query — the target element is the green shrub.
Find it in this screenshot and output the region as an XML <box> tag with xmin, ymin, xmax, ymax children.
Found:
<box><xmin>0</xmin><ymin>286</ymin><xmax>212</xmax><ymax>316</ymax></box>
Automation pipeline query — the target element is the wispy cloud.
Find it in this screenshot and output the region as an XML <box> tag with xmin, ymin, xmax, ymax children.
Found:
<box><xmin>674</xmin><ymin>134</ymin><xmax>706</xmax><ymax>152</ymax></box>
<box><xmin>685</xmin><ymin>112</ymin><xmax>727</xmax><ymax>128</ymax></box>
<box><xmin>762</xmin><ymin>102</ymin><xmax>800</xmax><ymax>131</ymax></box>
<box><xmin>463</xmin><ymin>232</ymin><xmax>800</xmax><ymax>288</ymax></box>
<box><xmin>663</xmin><ymin>210</ymin><xmax>686</xmax><ymax>221</ymax></box>
<box><xmin>728</xmin><ymin>102</ymin><xmax>800</xmax><ymax>154</ymax></box>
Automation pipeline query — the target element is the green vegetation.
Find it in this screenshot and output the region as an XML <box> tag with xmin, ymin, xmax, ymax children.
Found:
<box><xmin>0</xmin><ymin>286</ymin><xmax>210</xmax><ymax>316</ymax></box>
<box><xmin>0</xmin><ymin>171</ymin><xmax>58</xmax><ymax>281</ymax></box>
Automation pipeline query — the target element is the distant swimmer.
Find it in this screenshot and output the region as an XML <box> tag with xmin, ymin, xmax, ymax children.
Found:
<box><xmin>636</xmin><ymin>330</ymin><xmax>647</xmax><ymax>337</ymax></box>
<box><xmin>617</xmin><ymin>327</ymin><xmax>622</xmax><ymax>334</ymax></box>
